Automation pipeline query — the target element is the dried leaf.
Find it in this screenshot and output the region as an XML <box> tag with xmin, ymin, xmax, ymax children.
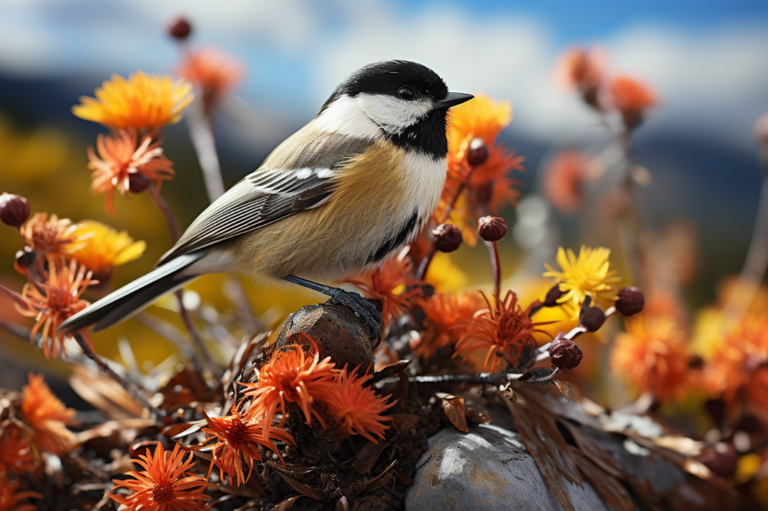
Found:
<box><xmin>271</xmin><ymin>469</ymin><xmax>325</xmax><ymax>500</ymax></box>
<box><xmin>569</xmin><ymin>447</ymin><xmax>635</xmax><ymax>511</ymax></box>
<box><xmin>395</xmin><ymin>470</ymin><xmax>413</xmax><ymax>485</ymax></box>
<box><xmin>69</xmin><ymin>366</ymin><xmax>144</xmax><ymax>419</ymax></box>
<box><xmin>269</xmin><ymin>495</ymin><xmax>306</xmax><ymax>511</ymax></box>
<box><xmin>442</xmin><ymin>395</ymin><xmax>469</xmax><ymax>432</ymax></box>
<box><xmin>373</xmin><ymin>360</ymin><xmax>411</xmax><ymax>381</ymax></box>
<box><xmin>465</xmin><ymin>406</ymin><xmax>493</xmax><ymax>424</ymax></box>
<box><xmin>518</xmin><ymin>366</ymin><xmax>558</xmax><ymax>385</ymax></box>
<box><xmin>552</xmin><ymin>378</ymin><xmax>572</xmax><ymax>402</ymax></box>
<box><xmin>158</xmin><ymin>363</ymin><xmax>212</xmax><ymax>409</ymax></box>
<box><xmin>73</xmin><ymin>418</ymin><xmax>157</xmax><ymax>447</ymax></box>
<box><xmin>354</xmin><ymin>437</ymin><xmax>395</xmax><ymax>474</ymax></box>
<box><xmin>502</xmin><ymin>393</ymin><xmax>582</xmax><ymax>511</ymax></box>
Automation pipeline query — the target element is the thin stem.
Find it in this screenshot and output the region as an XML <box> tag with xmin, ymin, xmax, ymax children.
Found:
<box><xmin>411</xmin><ymin>370</ymin><xmax>524</xmax><ymax>385</ymax></box>
<box><xmin>725</xmin><ymin>174</ymin><xmax>768</xmax><ymax>319</ymax></box>
<box><xmin>135</xmin><ymin>312</ymin><xmax>205</xmax><ymax>373</ymax></box>
<box><xmin>186</xmin><ymin>102</ymin><xmax>225</xmax><ymax>202</ymax></box>
<box><xmin>147</xmin><ymin>187</ymin><xmax>180</xmax><ymax>242</ymax></box>
<box><xmin>0</xmin><ymin>283</ymin><xmax>29</xmax><ymax>308</ymax></box>
<box><xmin>71</xmin><ymin>330</ymin><xmax>163</xmax><ymax>419</ymax></box>
<box><xmin>485</xmin><ymin>240</ymin><xmax>501</xmax><ymax>299</ymax></box>
<box><xmin>617</xmin><ymin>129</ymin><xmax>648</xmax><ymax>289</ymax></box>
<box><xmin>177</xmin><ymin>299</ymin><xmax>219</xmax><ymax>374</ymax></box>
<box><xmin>415</xmin><ymin>244</ymin><xmax>437</xmax><ymax>281</ymax></box>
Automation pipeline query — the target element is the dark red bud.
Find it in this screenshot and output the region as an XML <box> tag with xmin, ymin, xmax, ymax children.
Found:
<box><xmin>699</xmin><ymin>444</ymin><xmax>737</xmax><ymax>479</ymax></box>
<box><xmin>128</xmin><ymin>173</ymin><xmax>151</xmax><ymax>193</ymax></box>
<box><xmin>737</xmin><ymin>415</ymin><xmax>762</xmax><ymax>433</ymax></box>
<box><xmin>0</xmin><ymin>193</ymin><xmax>30</xmax><ymax>228</ymax></box>
<box><xmin>580</xmin><ymin>306</ymin><xmax>605</xmax><ymax>332</ymax></box>
<box><xmin>466</xmin><ymin>137</ymin><xmax>489</xmax><ymax>167</ymax></box>
<box><xmin>544</xmin><ymin>284</ymin><xmax>565</xmax><ymax>307</ymax></box>
<box><xmin>168</xmin><ymin>17</ymin><xmax>192</xmax><ymax>40</ymax></box>
<box><xmin>432</xmin><ymin>223</ymin><xmax>462</xmax><ymax>253</ymax></box>
<box><xmin>14</xmin><ymin>247</ymin><xmax>36</xmax><ymax>271</ymax></box>
<box><xmin>478</xmin><ymin>216</ymin><xmax>507</xmax><ymax>242</ymax></box>
<box><xmin>549</xmin><ymin>337</ymin><xmax>583</xmax><ymax>370</ymax></box>
<box><xmin>616</xmin><ymin>287</ymin><xmax>645</xmax><ymax>316</ymax></box>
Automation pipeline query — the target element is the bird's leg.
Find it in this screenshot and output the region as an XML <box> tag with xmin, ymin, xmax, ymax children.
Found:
<box><xmin>283</xmin><ymin>275</ymin><xmax>383</xmax><ymax>346</ymax></box>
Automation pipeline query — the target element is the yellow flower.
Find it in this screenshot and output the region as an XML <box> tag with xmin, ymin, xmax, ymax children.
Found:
<box><xmin>63</xmin><ymin>220</ymin><xmax>146</xmax><ymax>277</ymax></box>
<box><xmin>543</xmin><ymin>245</ymin><xmax>620</xmax><ymax>318</ymax></box>
<box><xmin>72</xmin><ymin>71</ymin><xmax>193</xmax><ymax>131</ymax></box>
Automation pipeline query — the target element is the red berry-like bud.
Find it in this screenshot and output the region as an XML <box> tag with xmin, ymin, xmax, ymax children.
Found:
<box><xmin>549</xmin><ymin>337</ymin><xmax>583</xmax><ymax>370</ymax></box>
<box><xmin>168</xmin><ymin>17</ymin><xmax>192</xmax><ymax>40</ymax></box>
<box><xmin>699</xmin><ymin>444</ymin><xmax>737</xmax><ymax>479</ymax></box>
<box><xmin>128</xmin><ymin>172</ymin><xmax>151</xmax><ymax>193</ymax></box>
<box><xmin>616</xmin><ymin>287</ymin><xmax>645</xmax><ymax>316</ymax></box>
<box><xmin>477</xmin><ymin>216</ymin><xmax>507</xmax><ymax>242</ymax></box>
<box><xmin>14</xmin><ymin>247</ymin><xmax>36</xmax><ymax>271</ymax></box>
<box><xmin>433</xmin><ymin>223</ymin><xmax>462</xmax><ymax>253</ymax></box>
<box><xmin>0</xmin><ymin>193</ymin><xmax>30</xmax><ymax>228</ymax></box>
<box><xmin>580</xmin><ymin>306</ymin><xmax>605</xmax><ymax>332</ymax></box>
<box><xmin>544</xmin><ymin>284</ymin><xmax>565</xmax><ymax>307</ymax></box>
<box><xmin>466</xmin><ymin>137</ymin><xmax>489</xmax><ymax>167</ymax></box>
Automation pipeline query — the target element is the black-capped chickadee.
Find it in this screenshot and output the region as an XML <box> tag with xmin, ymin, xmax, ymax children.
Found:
<box><xmin>59</xmin><ymin>60</ymin><xmax>473</xmax><ymax>339</ymax></box>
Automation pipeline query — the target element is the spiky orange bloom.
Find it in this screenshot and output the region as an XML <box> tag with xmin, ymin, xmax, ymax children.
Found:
<box><xmin>345</xmin><ymin>255</ymin><xmax>421</xmax><ymax>331</ymax></box>
<box><xmin>110</xmin><ymin>443</ymin><xmax>211</xmax><ymax>511</ymax></box>
<box><xmin>0</xmin><ymin>480</ymin><xmax>40</xmax><ymax>511</ymax></box>
<box><xmin>320</xmin><ymin>365</ymin><xmax>395</xmax><ymax>443</ymax></box>
<box><xmin>20</xmin><ymin>373</ymin><xmax>76</xmax><ymax>456</ymax></box>
<box><xmin>72</xmin><ymin>71</ymin><xmax>193</xmax><ymax>131</ymax></box>
<box><xmin>555</xmin><ymin>46</ymin><xmax>605</xmax><ymax>90</ymax></box>
<box><xmin>15</xmin><ymin>257</ymin><xmax>97</xmax><ymax>359</ymax></box>
<box><xmin>610</xmin><ymin>314</ymin><xmax>689</xmax><ymax>402</ymax></box>
<box><xmin>543</xmin><ymin>245</ymin><xmax>620</xmax><ymax>319</ymax></box>
<box><xmin>63</xmin><ymin>220</ymin><xmax>146</xmax><ymax>278</ymax></box>
<box><xmin>86</xmin><ymin>129</ymin><xmax>175</xmax><ymax>215</ymax></box>
<box><xmin>19</xmin><ymin>213</ymin><xmax>75</xmax><ymax>258</ymax></box>
<box><xmin>455</xmin><ymin>291</ymin><xmax>541</xmax><ymax>372</ymax></box>
<box><xmin>543</xmin><ymin>150</ymin><xmax>593</xmax><ymax>216</ymax></box>
<box><xmin>197</xmin><ymin>407</ymin><xmax>294</xmax><ymax>487</ymax></box>
<box><xmin>608</xmin><ymin>75</ymin><xmax>657</xmax><ymax>127</ymax></box>
<box><xmin>0</xmin><ymin>424</ymin><xmax>35</xmax><ymax>475</ymax></box>
<box><xmin>437</xmin><ymin>94</ymin><xmax>525</xmax><ymax>245</ymax></box>
<box><xmin>176</xmin><ymin>47</ymin><xmax>244</xmax><ymax>105</ymax></box>
<box><xmin>704</xmin><ymin>317</ymin><xmax>768</xmax><ymax>410</ymax></box>
<box><xmin>415</xmin><ymin>292</ymin><xmax>485</xmax><ymax>359</ymax></box>
<box><xmin>243</xmin><ymin>343</ymin><xmax>337</xmax><ymax>437</ymax></box>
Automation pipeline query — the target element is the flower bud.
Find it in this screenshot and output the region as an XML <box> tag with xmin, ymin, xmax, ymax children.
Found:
<box><xmin>580</xmin><ymin>306</ymin><xmax>605</xmax><ymax>332</ymax></box>
<box><xmin>478</xmin><ymin>216</ymin><xmax>507</xmax><ymax>242</ymax></box>
<box><xmin>699</xmin><ymin>444</ymin><xmax>737</xmax><ymax>479</ymax></box>
<box><xmin>544</xmin><ymin>284</ymin><xmax>565</xmax><ymax>307</ymax></box>
<box><xmin>433</xmin><ymin>223</ymin><xmax>462</xmax><ymax>253</ymax></box>
<box><xmin>549</xmin><ymin>337</ymin><xmax>583</xmax><ymax>370</ymax></box>
<box><xmin>168</xmin><ymin>17</ymin><xmax>192</xmax><ymax>40</ymax></box>
<box><xmin>129</xmin><ymin>172</ymin><xmax>151</xmax><ymax>193</ymax></box>
<box><xmin>0</xmin><ymin>193</ymin><xmax>30</xmax><ymax>228</ymax></box>
<box><xmin>615</xmin><ymin>287</ymin><xmax>644</xmax><ymax>316</ymax></box>
<box><xmin>466</xmin><ymin>137</ymin><xmax>489</xmax><ymax>167</ymax></box>
<box><xmin>15</xmin><ymin>247</ymin><xmax>36</xmax><ymax>271</ymax></box>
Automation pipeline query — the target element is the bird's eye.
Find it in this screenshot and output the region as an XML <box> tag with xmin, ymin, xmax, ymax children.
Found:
<box><xmin>398</xmin><ymin>86</ymin><xmax>415</xmax><ymax>100</ymax></box>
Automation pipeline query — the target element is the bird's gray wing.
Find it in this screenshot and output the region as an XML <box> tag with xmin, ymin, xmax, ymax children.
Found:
<box><xmin>157</xmin><ymin>131</ymin><xmax>371</xmax><ymax>266</ymax></box>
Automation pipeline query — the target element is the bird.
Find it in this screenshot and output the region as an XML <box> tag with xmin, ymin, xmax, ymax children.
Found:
<box><xmin>59</xmin><ymin>60</ymin><xmax>473</xmax><ymax>340</ymax></box>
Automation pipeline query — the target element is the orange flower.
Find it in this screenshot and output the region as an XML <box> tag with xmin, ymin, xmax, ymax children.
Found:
<box><xmin>438</xmin><ymin>94</ymin><xmax>525</xmax><ymax>245</ymax></box>
<box><xmin>73</xmin><ymin>71</ymin><xmax>193</xmax><ymax>131</ymax></box>
<box><xmin>415</xmin><ymin>292</ymin><xmax>485</xmax><ymax>359</ymax></box>
<box><xmin>345</xmin><ymin>255</ymin><xmax>421</xmax><ymax>331</ymax></box>
<box><xmin>19</xmin><ymin>213</ymin><xmax>76</xmax><ymax>258</ymax></box>
<box><xmin>0</xmin><ymin>424</ymin><xmax>35</xmax><ymax>475</ymax></box>
<box><xmin>0</xmin><ymin>479</ymin><xmax>40</xmax><ymax>511</ymax></box>
<box><xmin>87</xmin><ymin>129</ymin><xmax>175</xmax><ymax>215</ymax></box>
<box><xmin>554</xmin><ymin>46</ymin><xmax>606</xmax><ymax>109</ymax></box>
<box><xmin>20</xmin><ymin>373</ymin><xmax>76</xmax><ymax>456</ymax></box>
<box><xmin>320</xmin><ymin>365</ymin><xmax>395</xmax><ymax>443</ymax></box>
<box><xmin>16</xmin><ymin>257</ymin><xmax>97</xmax><ymax>359</ymax></box>
<box><xmin>197</xmin><ymin>406</ymin><xmax>294</xmax><ymax>486</ymax></box>
<box><xmin>704</xmin><ymin>317</ymin><xmax>768</xmax><ymax>410</ymax></box>
<box><xmin>242</xmin><ymin>342</ymin><xmax>337</xmax><ymax>437</ymax></box>
<box><xmin>610</xmin><ymin>314</ymin><xmax>689</xmax><ymax>402</ymax></box>
<box><xmin>109</xmin><ymin>443</ymin><xmax>211</xmax><ymax>511</ymax></box>
<box><xmin>608</xmin><ymin>75</ymin><xmax>658</xmax><ymax>128</ymax></box>
<box><xmin>177</xmin><ymin>47</ymin><xmax>244</xmax><ymax>109</ymax></box>
<box><xmin>543</xmin><ymin>150</ymin><xmax>594</xmax><ymax>215</ymax></box>
<box><xmin>454</xmin><ymin>291</ymin><xmax>541</xmax><ymax>372</ymax></box>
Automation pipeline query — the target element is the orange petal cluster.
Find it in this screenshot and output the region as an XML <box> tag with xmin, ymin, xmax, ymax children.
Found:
<box><xmin>543</xmin><ymin>150</ymin><xmax>594</xmax><ymax>216</ymax></box>
<box><xmin>176</xmin><ymin>47</ymin><xmax>244</xmax><ymax>107</ymax></box>
<box><xmin>15</xmin><ymin>257</ymin><xmax>97</xmax><ymax>359</ymax></box>
<box><xmin>610</xmin><ymin>314</ymin><xmax>689</xmax><ymax>402</ymax></box>
<box><xmin>608</xmin><ymin>75</ymin><xmax>658</xmax><ymax>127</ymax></box>
<box><xmin>415</xmin><ymin>291</ymin><xmax>485</xmax><ymax>359</ymax></box>
<box><xmin>19</xmin><ymin>213</ymin><xmax>75</xmax><ymax>257</ymax></box>
<box><xmin>20</xmin><ymin>373</ymin><xmax>76</xmax><ymax>456</ymax></box>
<box><xmin>109</xmin><ymin>443</ymin><xmax>210</xmax><ymax>511</ymax></box>
<box><xmin>321</xmin><ymin>365</ymin><xmax>395</xmax><ymax>443</ymax></box>
<box><xmin>454</xmin><ymin>291</ymin><xmax>539</xmax><ymax>372</ymax></box>
<box><xmin>0</xmin><ymin>480</ymin><xmax>40</xmax><ymax>511</ymax></box>
<box><xmin>0</xmin><ymin>424</ymin><xmax>35</xmax><ymax>475</ymax></box>
<box><xmin>87</xmin><ymin>129</ymin><xmax>175</xmax><ymax>215</ymax></box>
<box><xmin>197</xmin><ymin>407</ymin><xmax>294</xmax><ymax>487</ymax></box>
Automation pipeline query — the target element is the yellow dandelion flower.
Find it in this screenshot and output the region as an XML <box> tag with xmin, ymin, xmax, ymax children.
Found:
<box><xmin>72</xmin><ymin>71</ymin><xmax>193</xmax><ymax>131</ymax></box>
<box><xmin>543</xmin><ymin>245</ymin><xmax>620</xmax><ymax>318</ymax></box>
<box><xmin>63</xmin><ymin>221</ymin><xmax>146</xmax><ymax>278</ymax></box>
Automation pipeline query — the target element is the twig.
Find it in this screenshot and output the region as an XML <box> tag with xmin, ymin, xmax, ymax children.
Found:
<box><xmin>411</xmin><ymin>370</ymin><xmax>524</xmax><ymax>385</ymax></box>
<box><xmin>177</xmin><ymin>301</ymin><xmax>219</xmax><ymax>375</ymax></box>
<box><xmin>186</xmin><ymin>102</ymin><xmax>226</xmax><ymax>202</ymax></box>
<box><xmin>134</xmin><ymin>312</ymin><xmax>206</xmax><ymax>372</ymax></box>
<box><xmin>147</xmin><ymin>187</ymin><xmax>180</xmax><ymax>242</ymax></box>
<box><xmin>0</xmin><ymin>283</ymin><xmax>29</xmax><ymax>308</ymax></box>
<box><xmin>485</xmin><ymin>239</ymin><xmax>501</xmax><ymax>300</ymax></box>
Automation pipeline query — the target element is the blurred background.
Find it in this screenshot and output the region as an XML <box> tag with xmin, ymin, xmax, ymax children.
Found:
<box><xmin>1</xmin><ymin>0</ymin><xmax>767</xmax><ymax>407</ymax></box>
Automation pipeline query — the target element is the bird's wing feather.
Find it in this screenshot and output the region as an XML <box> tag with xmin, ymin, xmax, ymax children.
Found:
<box><xmin>157</xmin><ymin>130</ymin><xmax>371</xmax><ymax>265</ymax></box>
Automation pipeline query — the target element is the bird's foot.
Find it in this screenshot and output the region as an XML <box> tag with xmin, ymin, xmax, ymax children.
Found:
<box><xmin>327</xmin><ymin>289</ymin><xmax>384</xmax><ymax>348</ymax></box>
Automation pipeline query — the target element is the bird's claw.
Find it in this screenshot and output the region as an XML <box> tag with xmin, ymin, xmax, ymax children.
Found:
<box><xmin>328</xmin><ymin>289</ymin><xmax>384</xmax><ymax>348</ymax></box>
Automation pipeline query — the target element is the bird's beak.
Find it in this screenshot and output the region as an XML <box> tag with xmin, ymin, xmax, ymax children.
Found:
<box><xmin>433</xmin><ymin>92</ymin><xmax>474</xmax><ymax>110</ymax></box>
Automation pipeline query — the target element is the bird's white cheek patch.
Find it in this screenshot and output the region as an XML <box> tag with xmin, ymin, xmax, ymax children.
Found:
<box><xmin>357</xmin><ymin>94</ymin><xmax>433</xmax><ymax>132</ymax></box>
